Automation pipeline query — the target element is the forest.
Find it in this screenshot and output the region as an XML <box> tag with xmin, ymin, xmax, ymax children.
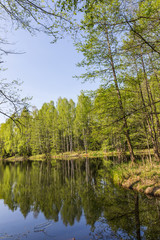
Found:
<box><xmin>0</xmin><ymin>0</ymin><xmax>160</xmax><ymax>162</ymax></box>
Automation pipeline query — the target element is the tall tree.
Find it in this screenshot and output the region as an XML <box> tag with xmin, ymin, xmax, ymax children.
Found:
<box><xmin>75</xmin><ymin>0</ymin><xmax>136</xmax><ymax>161</ymax></box>
<box><xmin>74</xmin><ymin>92</ymin><xmax>92</xmax><ymax>153</ymax></box>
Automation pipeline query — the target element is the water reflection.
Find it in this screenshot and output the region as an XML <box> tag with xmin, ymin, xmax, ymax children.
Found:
<box><xmin>0</xmin><ymin>158</ymin><xmax>160</xmax><ymax>239</ymax></box>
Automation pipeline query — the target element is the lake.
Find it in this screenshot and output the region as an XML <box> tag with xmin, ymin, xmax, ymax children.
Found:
<box><xmin>0</xmin><ymin>158</ymin><xmax>160</xmax><ymax>240</ymax></box>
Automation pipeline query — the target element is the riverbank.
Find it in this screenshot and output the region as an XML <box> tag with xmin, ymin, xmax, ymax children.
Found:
<box><xmin>0</xmin><ymin>152</ymin><xmax>97</xmax><ymax>162</ymax></box>
<box><xmin>2</xmin><ymin>149</ymin><xmax>154</xmax><ymax>162</ymax></box>
<box><xmin>2</xmin><ymin>151</ymin><xmax>106</xmax><ymax>162</ymax></box>
<box><xmin>110</xmin><ymin>160</ymin><xmax>160</xmax><ymax>197</ymax></box>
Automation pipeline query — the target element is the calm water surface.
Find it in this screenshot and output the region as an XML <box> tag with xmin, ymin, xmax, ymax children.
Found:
<box><xmin>0</xmin><ymin>158</ymin><xmax>160</xmax><ymax>240</ymax></box>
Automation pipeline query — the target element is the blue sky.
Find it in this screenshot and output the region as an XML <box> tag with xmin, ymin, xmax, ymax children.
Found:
<box><xmin>2</xmin><ymin>28</ymin><xmax>100</xmax><ymax>112</ymax></box>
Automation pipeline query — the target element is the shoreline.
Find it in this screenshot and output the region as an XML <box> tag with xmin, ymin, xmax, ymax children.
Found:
<box><xmin>1</xmin><ymin>151</ymin><xmax>106</xmax><ymax>162</ymax></box>
<box><xmin>1</xmin><ymin>149</ymin><xmax>154</xmax><ymax>162</ymax></box>
<box><xmin>110</xmin><ymin>160</ymin><xmax>160</xmax><ymax>197</ymax></box>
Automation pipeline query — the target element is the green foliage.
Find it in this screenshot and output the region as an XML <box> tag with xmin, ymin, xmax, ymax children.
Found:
<box><xmin>74</xmin><ymin>91</ymin><xmax>92</xmax><ymax>152</ymax></box>
<box><xmin>0</xmin><ymin>0</ymin><xmax>160</xmax><ymax>161</ymax></box>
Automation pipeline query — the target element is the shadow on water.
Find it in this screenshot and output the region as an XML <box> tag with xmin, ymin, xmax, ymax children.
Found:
<box><xmin>0</xmin><ymin>158</ymin><xmax>160</xmax><ymax>239</ymax></box>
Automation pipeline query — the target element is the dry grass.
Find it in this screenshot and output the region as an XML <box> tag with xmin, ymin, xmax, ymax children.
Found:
<box><xmin>111</xmin><ymin>160</ymin><xmax>160</xmax><ymax>196</ymax></box>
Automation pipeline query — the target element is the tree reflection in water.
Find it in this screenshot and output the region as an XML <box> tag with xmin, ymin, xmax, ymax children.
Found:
<box><xmin>0</xmin><ymin>158</ymin><xmax>160</xmax><ymax>239</ymax></box>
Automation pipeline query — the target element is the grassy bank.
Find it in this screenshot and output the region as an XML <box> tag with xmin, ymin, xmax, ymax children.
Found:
<box><xmin>1</xmin><ymin>151</ymin><xmax>113</xmax><ymax>162</ymax></box>
<box><xmin>2</xmin><ymin>149</ymin><xmax>154</xmax><ymax>162</ymax></box>
<box><xmin>110</xmin><ymin>159</ymin><xmax>160</xmax><ymax>197</ymax></box>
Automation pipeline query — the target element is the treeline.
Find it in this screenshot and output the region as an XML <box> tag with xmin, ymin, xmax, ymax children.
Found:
<box><xmin>0</xmin><ymin>93</ymin><xmax>94</xmax><ymax>158</ymax></box>
<box><xmin>0</xmin><ymin>61</ymin><xmax>160</xmax><ymax>160</ymax></box>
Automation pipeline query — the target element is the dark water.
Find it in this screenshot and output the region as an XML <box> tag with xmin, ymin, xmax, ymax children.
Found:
<box><xmin>0</xmin><ymin>158</ymin><xmax>160</xmax><ymax>240</ymax></box>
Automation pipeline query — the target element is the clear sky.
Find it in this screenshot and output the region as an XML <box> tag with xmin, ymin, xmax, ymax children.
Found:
<box><xmin>2</xmin><ymin>28</ymin><xmax>100</xmax><ymax>114</ymax></box>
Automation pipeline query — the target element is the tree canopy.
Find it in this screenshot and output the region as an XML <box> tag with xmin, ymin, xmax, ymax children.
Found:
<box><xmin>0</xmin><ymin>0</ymin><xmax>160</xmax><ymax>161</ymax></box>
